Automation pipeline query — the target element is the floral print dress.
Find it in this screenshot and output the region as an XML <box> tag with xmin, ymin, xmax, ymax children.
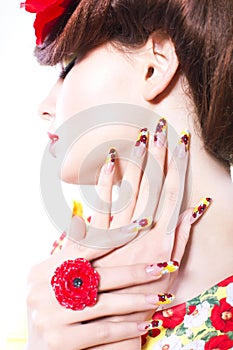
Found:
<box><xmin>142</xmin><ymin>275</ymin><xmax>233</xmax><ymax>349</ymax></box>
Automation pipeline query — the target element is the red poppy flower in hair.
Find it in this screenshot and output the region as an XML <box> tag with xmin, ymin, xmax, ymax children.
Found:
<box><xmin>20</xmin><ymin>0</ymin><xmax>72</xmax><ymax>45</ymax></box>
<box><xmin>51</xmin><ymin>258</ymin><xmax>100</xmax><ymax>311</ymax></box>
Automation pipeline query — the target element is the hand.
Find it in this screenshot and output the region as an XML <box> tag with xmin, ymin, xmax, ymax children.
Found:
<box><xmin>26</xmin><ymin>223</ymin><xmax>179</xmax><ymax>350</ymax></box>
<box><xmin>86</xmin><ymin>123</ymin><xmax>210</xmax><ymax>349</ymax></box>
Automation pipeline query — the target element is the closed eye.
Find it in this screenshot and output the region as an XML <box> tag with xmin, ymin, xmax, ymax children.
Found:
<box><xmin>59</xmin><ymin>57</ymin><xmax>77</xmax><ymax>80</ymax></box>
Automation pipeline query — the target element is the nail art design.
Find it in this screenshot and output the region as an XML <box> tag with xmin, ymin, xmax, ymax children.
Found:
<box><xmin>133</xmin><ymin>217</ymin><xmax>153</xmax><ymax>230</ymax></box>
<box><xmin>191</xmin><ymin>197</ymin><xmax>212</xmax><ymax>223</ymax></box>
<box><xmin>157</xmin><ymin>260</ymin><xmax>179</xmax><ymax>274</ymax></box>
<box><xmin>105</xmin><ymin>148</ymin><xmax>117</xmax><ymax>174</ymax></box>
<box><xmin>122</xmin><ymin>216</ymin><xmax>153</xmax><ymax>233</ymax></box>
<box><xmin>146</xmin><ymin>260</ymin><xmax>179</xmax><ymax>276</ymax></box>
<box><xmin>134</xmin><ymin>128</ymin><xmax>148</xmax><ymax>157</ymax></box>
<box><xmin>72</xmin><ymin>200</ymin><xmax>83</xmax><ymax>218</ymax></box>
<box><xmin>144</xmin><ymin>319</ymin><xmax>163</xmax><ymax>331</ymax></box>
<box><xmin>179</xmin><ymin>129</ymin><xmax>190</xmax><ymax>151</ymax></box>
<box><xmin>50</xmin><ymin>231</ymin><xmax>67</xmax><ymax>255</ymax></box>
<box><xmin>154</xmin><ymin>118</ymin><xmax>167</xmax><ymax>147</ymax></box>
<box><xmin>157</xmin><ymin>293</ymin><xmax>175</xmax><ymax>305</ymax></box>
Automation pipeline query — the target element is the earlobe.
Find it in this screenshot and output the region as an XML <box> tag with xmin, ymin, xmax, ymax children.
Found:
<box><xmin>143</xmin><ymin>32</ymin><xmax>179</xmax><ymax>101</ymax></box>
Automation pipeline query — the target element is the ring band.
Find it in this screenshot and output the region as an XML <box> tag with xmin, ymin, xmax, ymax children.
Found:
<box><xmin>51</xmin><ymin>258</ymin><xmax>100</xmax><ymax>310</ymax></box>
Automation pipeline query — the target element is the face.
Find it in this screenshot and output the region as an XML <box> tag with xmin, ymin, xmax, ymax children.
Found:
<box><xmin>39</xmin><ymin>43</ymin><xmax>150</xmax><ymax>184</ymax></box>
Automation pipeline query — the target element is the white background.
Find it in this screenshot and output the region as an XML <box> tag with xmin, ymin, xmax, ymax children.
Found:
<box><xmin>0</xmin><ymin>1</ymin><xmax>61</xmax><ymax>345</ymax></box>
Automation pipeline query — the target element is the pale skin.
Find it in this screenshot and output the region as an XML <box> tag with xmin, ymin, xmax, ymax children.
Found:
<box><xmin>29</xmin><ymin>32</ymin><xmax>233</xmax><ymax>349</ymax></box>
<box><xmin>26</xmin><ymin>135</ymin><xmax>196</xmax><ymax>349</ymax></box>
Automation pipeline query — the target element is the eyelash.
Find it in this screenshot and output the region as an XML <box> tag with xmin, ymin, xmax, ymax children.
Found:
<box><xmin>59</xmin><ymin>58</ymin><xmax>76</xmax><ymax>79</ymax></box>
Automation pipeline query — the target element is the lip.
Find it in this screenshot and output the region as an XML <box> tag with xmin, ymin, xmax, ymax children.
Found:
<box><xmin>48</xmin><ymin>132</ymin><xmax>59</xmax><ymax>142</ymax></box>
<box><xmin>48</xmin><ymin>132</ymin><xmax>59</xmax><ymax>158</ymax></box>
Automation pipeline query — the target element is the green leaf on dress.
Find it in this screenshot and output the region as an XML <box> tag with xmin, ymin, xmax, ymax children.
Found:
<box><xmin>187</xmin><ymin>297</ymin><xmax>201</xmax><ymax>306</ymax></box>
<box><xmin>165</xmin><ymin>328</ymin><xmax>173</xmax><ymax>337</ymax></box>
<box><xmin>176</xmin><ymin>324</ymin><xmax>187</xmax><ymax>336</ymax></box>
<box><xmin>187</xmin><ymin>331</ymin><xmax>195</xmax><ymax>340</ymax></box>
<box><xmin>202</xmin><ymin>285</ymin><xmax>218</xmax><ymax>296</ymax></box>
<box><xmin>195</xmin><ymin>329</ymin><xmax>207</xmax><ymax>338</ymax></box>
<box><xmin>202</xmin><ymin>296</ymin><xmax>219</xmax><ymax>307</ymax></box>
<box><xmin>205</xmin><ymin>319</ymin><xmax>213</xmax><ymax>328</ymax></box>
<box><xmin>227</xmin><ymin>331</ymin><xmax>233</xmax><ymax>340</ymax></box>
<box><xmin>201</xmin><ymin>331</ymin><xmax>218</xmax><ymax>342</ymax></box>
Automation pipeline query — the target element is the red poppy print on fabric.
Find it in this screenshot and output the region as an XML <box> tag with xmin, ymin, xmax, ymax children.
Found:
<box><xmin>152</xmin><ymin>303</ymin><xmax>186</xmax><ymax>329</ymax></box>
<box><xmin>218</xmin><ymin>275</ymin><xmax>233</xmax><ymax>287</ymax></box>
<box><xmin>210</xmin><ymin>298</ymin><xmax>233</xmax><ymax>332</ymax></box>
<box><xmin>204</xmin><ymin>334</ymin><xmax>233</xmax><ymax>350</ymax></box>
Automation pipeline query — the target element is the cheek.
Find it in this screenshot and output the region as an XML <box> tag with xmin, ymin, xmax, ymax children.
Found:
<box><xmin>57</xmin><ymin>63</ymin><xmax>136</xmax><ymax>124</ymax></box>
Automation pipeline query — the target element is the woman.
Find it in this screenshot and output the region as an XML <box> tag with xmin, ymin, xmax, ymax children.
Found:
<box><xmin>22</xmin><ymin>0</ymin><xmax>233</xmax><ymax>349</ymax></box>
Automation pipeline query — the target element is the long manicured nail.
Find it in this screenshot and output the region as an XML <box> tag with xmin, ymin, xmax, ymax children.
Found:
<box><xmin>174</xmin><ymin>129</ymin><xmax>190</xmax><ymax>158</ymax></box>
<box><xmin>154</xmin><ymin>118</ymin><xmax>167</xmax><ymax>148</ymax></box>
<box><xmin>104</xmin><ymin>148</ymin><xmax>117</xmax><ymax>174</ymax></box>
<box><xmin>146</xmin><ymin>293</ymin><xmax>175</xmax><ymax>305</ymax></box>
<box><xmin>50</xmin><ymin>231</ymin><xmax>67</xmax><ymax>255</ymax></box>
<box><xmin>138</xmin><ymin>319</ymin><xmax>163</xmax><ymax>332</ymax></box>
<box><xmin>122</xmin><ymin>217</ymin><xmax>153</xmax><ymax>234</ymax></box>
<box><xmin>146</xmin><ymin>260</ymin><xmax>179</xmax><ymax>276</ymax></box>
<box><xmin>72</xmin><ymin>200</ymin><xmax>83</xmax><ymax>218</ymax></box>
<box><xmin>134</xmin><ymin>128</ymin><xmax>148</xmax><ymax>157</ymax></box>
<box><xmin>190</xmin><ymin>197</ymin><xmax>212</xmax><ymax>224</ymax></box>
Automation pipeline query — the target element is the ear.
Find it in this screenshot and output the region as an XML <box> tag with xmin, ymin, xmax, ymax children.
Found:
<box><xmin>142</xmin><ymin>32</ymin><xmax>179</xmax><ymax>101</ymax></box>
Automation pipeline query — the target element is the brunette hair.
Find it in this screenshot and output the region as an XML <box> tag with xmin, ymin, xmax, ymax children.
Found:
<box><xmin>35</xmin><ymin>0</ymin><xmax>233</xmax><ymax>164</ymax></box>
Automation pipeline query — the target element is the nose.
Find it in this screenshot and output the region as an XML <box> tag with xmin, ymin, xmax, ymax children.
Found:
<box><xmin>38</xmin><ymin>79</ymin><xmax>62</xmax><ymax>121</ymax></box>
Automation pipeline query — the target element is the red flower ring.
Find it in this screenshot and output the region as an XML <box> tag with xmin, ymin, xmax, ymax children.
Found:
<box><xmin>51</xmin><ymin>258</ymin><xmax>100</xmax><ymax>311</ymax></box>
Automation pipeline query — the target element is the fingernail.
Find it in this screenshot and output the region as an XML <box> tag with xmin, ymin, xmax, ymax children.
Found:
<box><xmin>138</xmin><ymin>319</ymin><xmax>163</xmax><ymax>332</ymax></box>
<box><xmin>104</xmin><ymin>148</ymin><xmax>117</xmax><ymax>174</ymax></box>
<box><xmin>146</xmin><ymin>293</ymin><xmax>175</xmax><ymax>305</ymax></box>
<box><xmin>133</xmin><ymin>128</ymin><xmax>148</xmax><ymax>157</ymax></box>
<box><xmin>174</xmin><ymin>129</ymin><xmax>190</xmax><ymax>158</ymax></box>
<box><xmin>190</xmin><ymin>197</ymin><xmax>212</xmax><ymax>224</ymax></box>
<box><xmin>146</xmin><ymin>260</ymin><xmax>179</xmax><ymax>276</ymax></box>
<box><xmin>72</xmin><ymin>200</ymin><xmax>83</xmax><ymax>218</ymax></box>
<box><xmin>50</xmin><ymin>231</ymin><xmax>67</xmax><ymax>255</ymax></box>
<box><xmin>122</xmin><ymin>216</ymin><xmax>153</xmax><ymax>234</ymax></box>
<box><xmin>154</xmin><ymin>118</ymin><xmax>167</xmax><ymax>148</ymax></box>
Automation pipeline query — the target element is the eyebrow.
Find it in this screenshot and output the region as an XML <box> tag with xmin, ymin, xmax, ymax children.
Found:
<box><xmin>59</xmin><ymin>57</ymin><xmax>77</xmax><ymax>79</ymax></box>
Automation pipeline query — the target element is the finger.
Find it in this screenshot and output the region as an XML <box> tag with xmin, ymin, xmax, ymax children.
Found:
<box><xmin>111</xmin><ymin>128</ymin><xmax>148</xmax><ymax>228</ymax></box>
<box><xmin>59</xmin><ymin>292</ymin><xmax>165</xmax><ymax>323</ymax></box>
<box><xmin>32</xmin><ymin>289</ymin><xmax>161</xmax><ymax>323</ymax></box>
<box><xmin>132</xmin><ymin>118</ymin><xmax>167</xmax><ymax>220</ymax></box>
<box><xmin>86</xmin><ymin>337</ymin><xmax>141</xmax><ymax>350</ymax></box>
<box><xmin>28</xmin><ymin>258</ymin><xmax>178</xmax><ymax>295</ymax></box>
<box><xmin>172</xmin><ymin>197</ymin><xmax>212</xmax><ymax>261</ymax></box>
<box><xmin>81</xmin><ymin>216</ymin><xmax>152</xmax><ymax>249</ymax></box>
<box><xmin>32</xmin><ymin>218</ymin><xmax>153</xmax><ymax>284</ymax></box>
<box><xmin>97</xmin><ymin>260</ymin><xmax>179</xmax><ymax>291</ymax></box>
<box><xmin>91</xmin><ymin>148</ymin><xmax>116</xmax><ymax>229</ymax></box>
<box><xmin>154</xmin><ymin>130</ymin><xmax>190</xmax><ymax>257</ymax></box>
<box><xmin>157</xmin><ymin>130</ymin><xmax>190</xmax><ymax>230</ymax></box>
<box><xmin>51</xmin><ymin>321</ymin><xmax>147</xmax><ymax>349</ymax></box>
